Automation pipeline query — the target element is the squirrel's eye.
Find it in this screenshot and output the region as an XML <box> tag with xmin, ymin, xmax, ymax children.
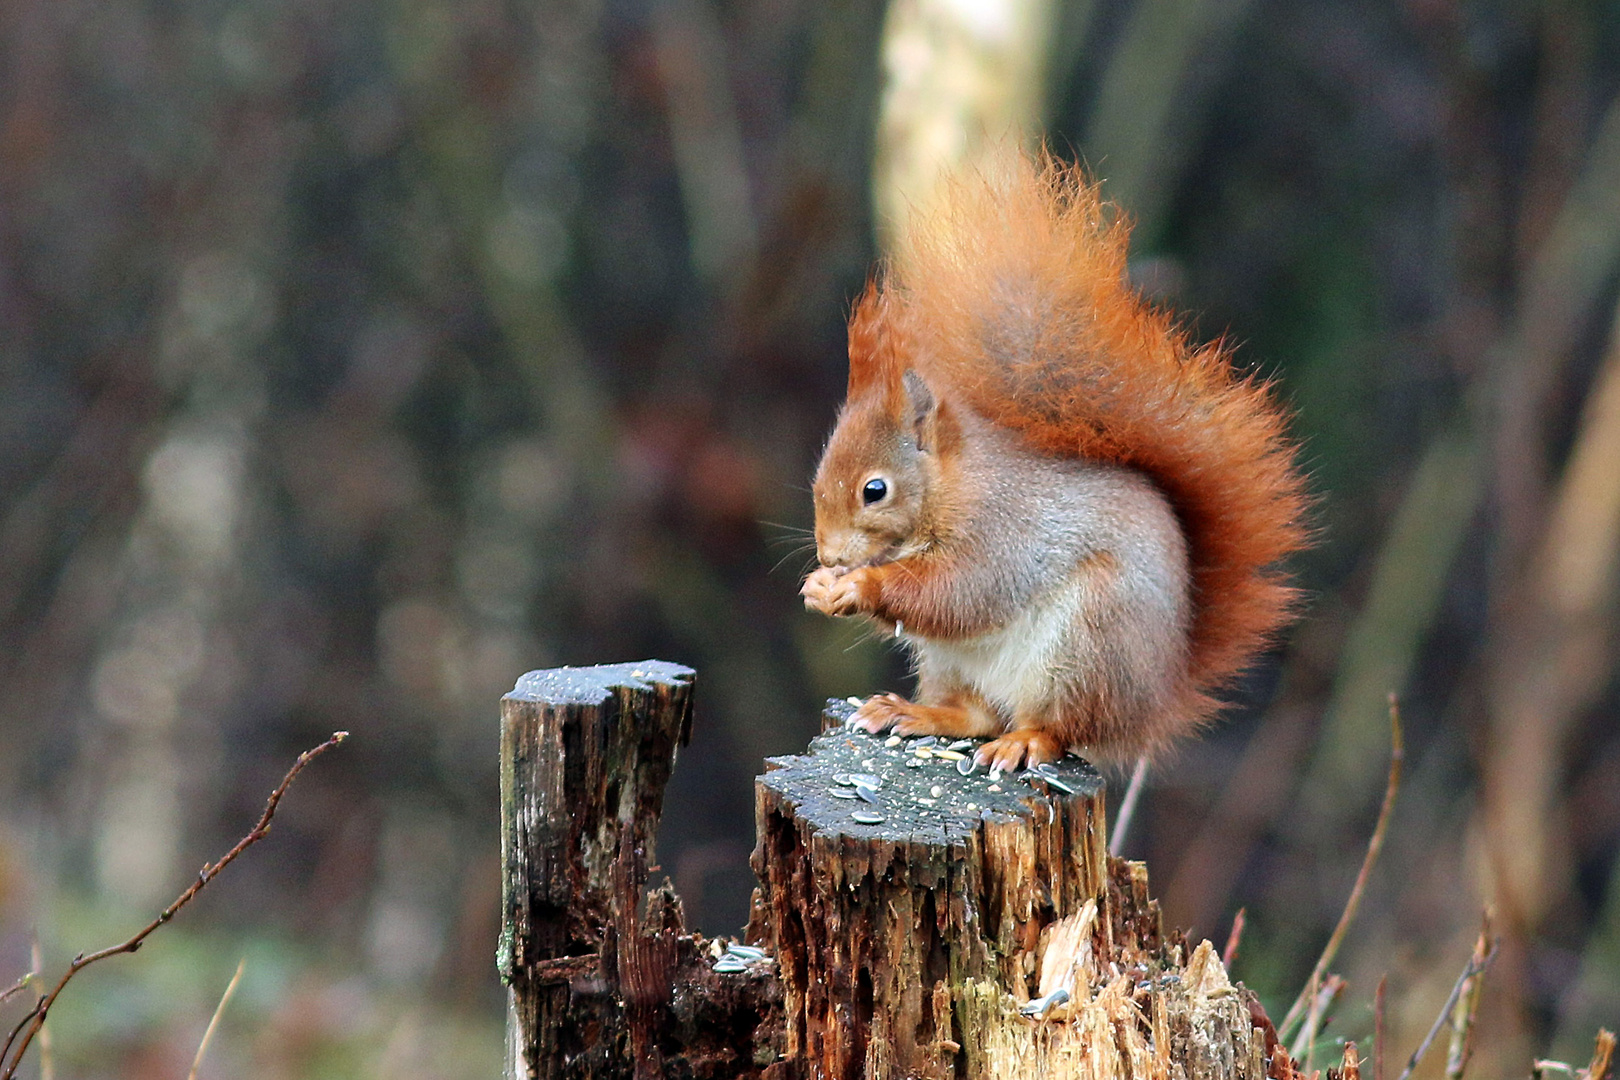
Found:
<box><xmin>862</xmin><ymin>478</ymin><xmax>888</xmax><ymax>505</ymax></box>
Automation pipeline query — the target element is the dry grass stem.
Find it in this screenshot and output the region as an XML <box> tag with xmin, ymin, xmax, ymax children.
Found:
<box><xmin>28</xmin><ymin>942</ymin><xmax>48</xmax><ymax>1080</ymax></box>
<box><xmin>1292</xmin><ymin>972</ymin><xmax>1345</xmax><ymax>1066</ymax></box>
<box><xmin>1581</xmin><ymin>1029</ymin><xmax>1616</xmax><ymax>1080</ymax></box>
<box><xmin>1281</xmin><ymin>696</ymin><xmax>1405</xmax><ymax>1040</ymax></box>
<box><xmin>0</xmin><ymin>732</ymin><xmax>347</xmax><ymax>1080</ymax></box>
<box><xmin>1109</xmin><ymin>755</ymin><xmax>1150</xmax><ymax>856</ymax></box>
<box><xmin>1374</xmin><ymin>975</ymin><xmax>1387</xmax><ymax>1080</ymax></box>
<box><xmin>1444</xmin><ymin>917</ymin><xmax>1491</xmax><ymax>1079</ymax></box>
<box><xmin>1221</xmin><ymin>907</ymin><xmax>1245</xmax><ymax>969</ymax></box>
<box><xmin>1395</xmin><ymin>926</ymin><xmax>1498</xmax><ymax>1080</ymax></box>
<box><xmin>187</xmin><ymin>958</ymin><xmax>245</xmax><ymax>1080</ymax></box>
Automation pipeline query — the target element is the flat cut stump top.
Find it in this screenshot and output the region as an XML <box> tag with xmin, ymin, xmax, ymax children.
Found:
<box><xmin>761</xmin><ymin>699</ymin><xmax>1104</xmax><ymax>845</ymax></box>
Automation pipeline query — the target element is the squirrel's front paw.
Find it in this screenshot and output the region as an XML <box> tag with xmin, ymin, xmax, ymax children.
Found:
<box><xmin>801</xmin><ymin>566</ymin><xmax>871</xmax><ymax>617</ymax></box>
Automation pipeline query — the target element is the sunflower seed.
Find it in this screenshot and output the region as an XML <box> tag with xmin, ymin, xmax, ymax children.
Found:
<box><xmin>829</xmin><ymin>788</ymin><xmax>858</xmax><ymax>799</ymax></box>
<box><xmin>725</xmin><ymin>944</ymin><xmax>767</xmax><ymax>961</ymax></box>
<box><xmin>853</xmin><ymin>783</ymin><xmax>882</xmax><ymax>805</ymax></box>
<box><xmin>912</xmin><ymin>736</ymin><xmax>939</xmax><ymax>747</ymax></box>
<box><xmin>1034</xmin><ymin>762</ymin><xmax>1060</xmax><ymax>779</ymax></box>
<box><xmin>1019</xmin><ymin>988</ymin><xmax>1071</xmax><ymax>1017</ymax></box>
<box><xmin>956</xmin><ymin>756</ymin><xmax>978</xmax><ymax>776</ymax></box>
<box><xmin>713</xmin><ymin>957</ymin><xmax>751</xmax><ymax>974</ymax></box>
<box><xmin>848</xmin><ymin>772</ymin><xmax>882</xmax><ymax>788</ymax></box>
<box><xmin>1045</xmin><ymin>776</ymin><xmax>1075</xmax><ymax>795</ymax></box>
<box><xmin>948</xmin><ymin>739</ymin><xmax>975</xmax><ymax>752</ymax></box>
<box><xmin>832</xmin><ymin>773</ymin><xmax>855</xmax><ymax>786</ymax></box>
<box><xmin>851</xmin><ymin>811</ymin><xmax>885</xmax><ymax>825</ymax></box>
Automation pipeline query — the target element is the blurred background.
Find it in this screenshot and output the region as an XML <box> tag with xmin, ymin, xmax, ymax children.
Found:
<box><xmin>0</xmin><ymin>0</ymin><xmax>1617</xmax><ymax>1075</ymax></box>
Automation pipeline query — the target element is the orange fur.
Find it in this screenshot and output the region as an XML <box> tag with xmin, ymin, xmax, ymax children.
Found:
<box><xmin>853</xmin><ymin>150</ymin><xmax>1310</xmax><ymax>730</ymax></box>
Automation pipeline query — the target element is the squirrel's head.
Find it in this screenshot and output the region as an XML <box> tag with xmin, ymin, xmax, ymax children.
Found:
<box><xmin>811</xmin><ymin>286</ymin><xmax>960</xmax><ymax>569</ymax></box>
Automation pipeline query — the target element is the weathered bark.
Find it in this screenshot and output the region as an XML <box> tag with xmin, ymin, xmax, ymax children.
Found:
<box><xmin>500</xmin><ymin>666</ymin><xmax>1308</xmax><ymax>1080</ymax></box>
<box><xmin>499</xmin><ymin>662</ymin><xmax>782</xmax><ymax>1080</ymax></box>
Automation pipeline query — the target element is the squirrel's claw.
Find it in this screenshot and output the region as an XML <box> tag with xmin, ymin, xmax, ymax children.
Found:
<box><xmin>976</xmin><ymin>728</ymin><xmax>1064</xmax><ymax>774</ymax></box>
<box><xmin>851</xmin><ymin>692</ymin><xmax>908</xmax><ymax>733</ymax></box>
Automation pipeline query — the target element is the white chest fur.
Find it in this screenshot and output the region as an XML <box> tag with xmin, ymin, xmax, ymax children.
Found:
<box><xmin>910</xmin><ymin>573</ymin><xmax>1089</xmax><ymax>716</ymax></box>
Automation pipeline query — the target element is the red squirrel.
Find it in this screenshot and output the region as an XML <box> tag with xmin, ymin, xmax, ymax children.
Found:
<box><xmin>801</xmin><ymin>149</ymin><xmax>1310</xmax><ymax>773</ymax></box>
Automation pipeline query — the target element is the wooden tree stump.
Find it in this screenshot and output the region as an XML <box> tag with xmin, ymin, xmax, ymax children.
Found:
<box><xmin>498</xmin><ymin>662</ymin><xmax>782</xmax><ymax>1080</ymax></box>
<box><xmin>500</xmin><ymin>665</ymin><xmax>1306</xmax><ymax>1080</ymax></box>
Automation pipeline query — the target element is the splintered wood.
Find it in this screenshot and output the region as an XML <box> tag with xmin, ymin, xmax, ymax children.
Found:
<box><xmin>748</xmin><ymin>701</ymin><xmax>1298</xmax><ymax>1080</ymax></box>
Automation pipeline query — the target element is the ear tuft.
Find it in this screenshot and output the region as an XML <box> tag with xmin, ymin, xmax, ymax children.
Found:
<box><xmin>847</xmin><ymin>279</ymin><xmax>905</xmax><ymax>401</ymax></box>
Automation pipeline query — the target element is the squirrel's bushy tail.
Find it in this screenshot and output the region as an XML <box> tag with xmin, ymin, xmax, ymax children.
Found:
<box><xmin>880</xmin><ymin>149</ymin><xmax>1311</xmax><ymax>721</ymax></box>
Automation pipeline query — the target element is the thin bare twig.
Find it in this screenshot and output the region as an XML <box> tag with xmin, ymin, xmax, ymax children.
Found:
<box><xmin>1222</xmin><ymin>908</ymin><xmax>1246</xmax><ymax>969</ymax></box>
<box><xmin>1109</xmin><ymin>755</ymin><xmax>1150</xmax><ymax>856</ymax></box>
<box><xmin>0</xmin><ymin>966</ymin><xmax>40</xmax><ymax>1072</ymax></box>
<box><xmin>1395</xmin><ymin>928</ymin><xmax>1499</xmax><ymax>1080</ymax></box>
<box><xmin>0</xmin><ymin>732</ymin><xmax>347</xmax><ymax>1080</ymax></box>
<box><xmin>187</xmin><ymin>957</ymin><xmax>245</xmax><ymax>1080</ymax></box>
<box><xmin>1281</xmin><ymin>696</ymin><xmax>1405</xmax><ymax>1040</ymax></box>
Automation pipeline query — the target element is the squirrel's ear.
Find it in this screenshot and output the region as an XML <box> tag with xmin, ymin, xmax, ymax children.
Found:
<box><xmin>903</xmin><ymin>370</ymin><xmax>959</xmax><ymax>455</ymax></box>
<box><xmin>847</xmin><ymin>279</ymin><xmax>904</xmax><ymax>401</ymax></box>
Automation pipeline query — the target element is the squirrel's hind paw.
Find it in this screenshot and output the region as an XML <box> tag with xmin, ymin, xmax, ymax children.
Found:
<box><xmin>976</xmin><ymin>728</ymin><xmax>1065</xmax><ymax>773</ymax></box>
